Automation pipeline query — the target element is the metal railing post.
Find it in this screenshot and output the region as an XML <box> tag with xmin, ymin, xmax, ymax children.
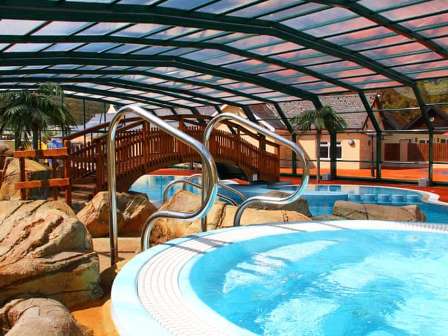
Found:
<box><xmin>107</xmin><ymin>105</ymin><xmax>218</xmax><ymax>266</ymax></box>
<box><xmin>203</xmin><ymin>113</ymin><xmax>309</xmax><ymax>227</ymax></box>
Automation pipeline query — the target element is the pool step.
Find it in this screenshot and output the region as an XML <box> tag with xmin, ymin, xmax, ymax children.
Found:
<box><xmin>348</xmin><ymin>194</ymin><xmax>421</xmax><ymax>204</ymax></box>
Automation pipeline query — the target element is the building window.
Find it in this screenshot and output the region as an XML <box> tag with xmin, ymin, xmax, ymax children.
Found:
<box><xmin>441</xmin><ymin>139</ymin><xmax>447</xmax><ymax>144</ymax></box>
<box><xmin>319</xmin><ymin>141</ymin><xmax>342</xmax><ymax>159</ymax></box>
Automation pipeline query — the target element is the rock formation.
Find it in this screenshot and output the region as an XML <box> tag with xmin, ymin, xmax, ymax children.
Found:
<box><xmin>0</xmin><ymin>298</ymin><xmax>91</xmax><ymax>336</ymax></box>
<box><xmin>248</xmin><ymin>190</ymin><xmax>311</xmax><ymax>217</ymax></box>
<box><xmin>150</xmin><ymin>190</ymin><xmax>311</xmax><ymax>245</ymax></box>
<box><xmin>0</xmin><ymin>200</ymin><xmax>102</xmax><ymax>308</ymax></box>
<box><xmin>77</xmin><ymin>191</ymin><xmax>157</xmax><ymax>237</ymax></box>
<box><xmin>331</xmin><ymin>200</ymin><xmax>426</xmax><ymax>221</ymax></box>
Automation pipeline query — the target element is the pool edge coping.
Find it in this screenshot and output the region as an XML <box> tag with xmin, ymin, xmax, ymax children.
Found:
<box><xmin>111</xmin><ymin>220</ymin><xmax>448</xmax><ymax>336</ymax></box>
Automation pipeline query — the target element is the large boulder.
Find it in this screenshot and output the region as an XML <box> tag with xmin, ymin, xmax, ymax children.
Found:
<box><xmin>332</xmin><ymin>201</ymin><xmax>426</xmax><ymax>222</ymax></box>
<box><xmin>0</xmin><ymin>298</ymin><xmax>91</xmax><ymax>336</ymax></box>
<box><xmin>248</xmin><ymin>190</ymin><xmax>311</xmax><ymax>217</ymax></box>
<box><xmin>77</xmin><ymin>191</ymin><xmax>157</xmax><ymax>237</ymax></box>
<box><xmin>0</xmin><ymin>200</ymin><xmax>102</xmax><ymax>308</ymax></box>
<box><xmin>150</xmin><ymin>190</ymin><xmax>311</xmax><ymax>245</ymax></box>
<box><xmin>0</xmin><ymin>159</ymin><xmax>50</xmax><ymax>201</ymax></box>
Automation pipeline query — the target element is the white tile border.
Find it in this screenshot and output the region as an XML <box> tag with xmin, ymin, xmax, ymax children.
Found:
<box><xmin>111</xmin><ymin>220</ymin><xmax>448</xmax><ymax>336</ymax></box>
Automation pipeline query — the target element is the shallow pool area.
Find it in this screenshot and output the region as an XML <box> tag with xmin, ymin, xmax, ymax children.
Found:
<box><xmin>112</xmin><ymin>221</ymin><xmax>448</xmax><ymax>336</ymax></box>
<box><xmin>130</xmin><ymin>175</ymin><xmax>448</xmax><ymax>224</ymax></box>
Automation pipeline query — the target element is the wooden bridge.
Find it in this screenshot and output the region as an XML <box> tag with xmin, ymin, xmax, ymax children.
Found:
<box><xmin>63</xmin><ymin>115</ymin><xmax>280</xmax><ymax>198</ymax></box>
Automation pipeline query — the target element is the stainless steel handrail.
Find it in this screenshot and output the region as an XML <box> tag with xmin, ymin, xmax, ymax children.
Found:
<box><xmin>107</xmin><ymin>105</ymin><xmax>218</xmax><ymax>265</ymax></box>
<box><xmin>162</xmin><ymin>178</ymin><xmax>237</xmax><ymax>205</ymax></box>
<box><xmin>203</xmin><ymin>112</ymin><xmax>309</xmax><ymax>227</ymax></box>
<box><xmin>183</xmin><ymin>173</ymin><xmax>247</xmax><ymax>202</ymax></box>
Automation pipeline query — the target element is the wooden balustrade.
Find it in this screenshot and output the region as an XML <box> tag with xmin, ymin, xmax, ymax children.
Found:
<box><xmin>64</xmin><ymin>118</ymin><xmax>280</xmax><ymax>192</ymax></box>
<box><xmin>14</xmin><ymin>147</ymin><xmax>72</xmax><ymax>206</ymax></box>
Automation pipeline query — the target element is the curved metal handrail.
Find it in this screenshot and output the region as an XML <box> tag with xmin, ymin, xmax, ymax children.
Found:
<box><xmin>107</xmin><ymin>105</ymin><xmax>218</xmax><ymax>265</ymax></box>
<box><xmin>162</xmin><ymin>178</ymin><xmax>237</xmax><ymax>205</ymax></box>
<box><xmin>203</xmin><ymin>113</ymin><xmax>309</xmax><ymax>227</ymax></box>
<box><xmin>183</xmin><ymin>173</ymin><xmax>247</xmax><ymax>202</ymax></box>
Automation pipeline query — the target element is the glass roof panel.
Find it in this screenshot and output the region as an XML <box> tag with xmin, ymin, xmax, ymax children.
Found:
<box><xmin>228</xmin><ymin>35</ymin><xmax>284</xmax><ymax>50</ymax></box>
<box><xmin>401</xmin><ymin>13</ymin><xmax>448</xmax><ymax>30</ymax></box>
<box><xmin>260</xmin><ymin>3</ymin><xmax>327</xmax><ymax>22</ymax></box>
<box><xmin>250</xmin><ymin>42</ymin><xmax>303</xmax><ymax>56</ymax></box>
<box><xmin>77</xmin><ymin>22</ymin><xmax>130</xmax><ymax>35</ymax></box>
<box><xmin>394</xmin><ymin>60</ymin><xmax>448</xmax><ymax>74</ymax></box>
<box><xmin>76</xmin><ymin>42</ymin><xmax>120</xmax><ymax>52</ymax></box>
<box><xmin>117</xmin><ymin>0</ymin><xmax>161</xmax><ymax>5</ymax></box>
<box><xmin>412</xmin><ymin>69</ymin><xmax>448</xmax><ymax>79</ymax></box>
<box><xmin>283</xmin><ymin>7</ymin><xmax>356</xmax><ymax>30</ymax></box>
<box><xmin>358</xmin><ymin>0</ymin><xmax>423</xmax><ymax>11</ymax></box>
<box><xmin>378</xmin><ymin>52</ymin><xmax>443</xmax><ymax>66</ymax></box>
<box><xmin>148</xmin><ymin>26</ymin><xmax>200</xmax><ymax>40</ymax></box>
<box><xmin>419</xmin><ymin>25</ymin><xmax>448</xmax><ymax>38</ymax></box>
<box><xmin>133</xmin><ymin>46</ymin><xmax>173</xmax><ymax>54</ymax></box>
<box><xmin>46</xmin><ymin>43</ymin><xmax>84</xmax><ymax>52</ymax></box>
<box><xmin>105</xmin><ymin>44</ymin><xmax>145</xmax><ymax>54</ymax></box>
<box><xmin>196</xmin><ymin>0</ymin><xmax>261</xmax><ymax>14</ymax></box>
<box><xmin>344</xmin><ymin>35</ymin><xmax>411</xmax><ymax>51</ymax></box>
<box><xmin>305</xmin><ymin>17</ymin><xmax>376</xmax><ymax>38</ymax></box>
<box><xmin>159</xmin><ymin>0</ymin><xmax>211</xmax><ymax>10</ymax></box>
<box><xmin>33</xmin><ymin>21</ymin><xmax>92</xmax><ymax>35</ymax></box>
<box><xmin>434</xmin><ymin>36</ymin><xmax>448</xmax><ymax>48</ymax></box>
<box><xmin>206</xmin><ymin>32</ymin><xmax>252</xmax><ymax>44</ymax></box>
<box><xmin>231</xmin><ymin>0</ymin><xmax>304</xmax><ymax>18</ymax></box>
<box><xmin>3</xmin><ymin>43</ymin><xmax>51</xmax><ymax>52</ymax></box>
<box><xmin>0</xmin><ymin>19</ymin><xmax>45</xmax><ymax>35</ymax></box>
<box><xmin>381</xmin><ymin>0</ymin><xmax>447</xmax><ymax>21</ymax></box>
<box><xmin>361</xmin><ymin>42</ymin><xmax>429</xmax><ymax>59</ymax></box>
<box><xmin>176</xmin><ymin>29</ymin><xmax>225</xmax><ymax>41</ymax></box>
<box><xmin>180</xmin><ymin>49</ymin><xmax>227</xmax><ymax>61</ymax></box>
<box><xmin>112</xmin><ymin>23</ymin><xmax>167</xmax><ymax>37</ymax></box>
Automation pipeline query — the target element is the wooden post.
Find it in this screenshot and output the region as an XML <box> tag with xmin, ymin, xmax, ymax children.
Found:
<box><xmin>19</xmin><ymin>154</ymin><xmax>26</xmax><ymax>200</ymax></box>
<box><xmin>52</xmin><ymin>159</ymin><xmax>59</xmax><ymax>200</ymax></box>
<box><xmin>96</xmin><ymin>140</ymin><xmax>103</xmax><ymax>192</ymax></box>
<box><xmin>63</xmin><ymin>140</ymin><xmax>72</xmax><ymax>207</ymax></box>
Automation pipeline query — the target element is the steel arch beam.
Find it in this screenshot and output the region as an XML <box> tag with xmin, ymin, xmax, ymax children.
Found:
<box><xmin>0</xmin><ymin>75</ymin><xmax>252</xmax><ymax>108</ymax></box>
<box><xmin>0</xmin><ymin>34</ymin><xmax>360</xmax><ymax>92</ymax></box>
<box><xmin>310</xmin><ymin>0</ymin><xmax>448</xmax><ymax>59</ymax></box>
<box><xmin>0</xmin><ymin>84</ymin><xmax>165</xmax><ymax>108</ymax></box>
<box><xmin>0</xmin><ymin>0</ymin><xmax>416</xmax><ymax>85</ymax></box>
<box><xmin>0</xmin><ymin>68</ymin><xmax>273</xmax><ymax>104</ymax></box>
<box><xmin>0</xmin><ymin>52</ymin><xmax>319</xmax><ymax>102</ymax></box>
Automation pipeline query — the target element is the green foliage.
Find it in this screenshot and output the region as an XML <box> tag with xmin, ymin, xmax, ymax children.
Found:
<box><xmin>0</xmin><ymin>83</ymin><xmax>75</xmax><ymax>149</ymax></box>
<box><xmin>292</xmin><ymin>105</ymin><xmax>347</xmax><ymax>133</ymax></box>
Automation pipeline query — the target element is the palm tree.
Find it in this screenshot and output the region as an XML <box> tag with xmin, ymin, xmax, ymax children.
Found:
<box><xmin>292</xmin><ymin>105</ymin><xmax>346</xmax><ymax>184</ymax></box>
<box><xmin>0</xmin><ymin>83</ymin><xmax>74</xmax><ymax>150</ymax></box>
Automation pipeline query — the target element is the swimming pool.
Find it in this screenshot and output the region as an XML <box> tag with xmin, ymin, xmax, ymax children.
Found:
<box><xmin>112</xmin><ymin>221</ymin><xmax>448</xmax><ymax>336</ymax></box>
<box><xmin>130</xmin><ymin>175</ymin><xmax>448</xmax><ymax>224</ymax></box>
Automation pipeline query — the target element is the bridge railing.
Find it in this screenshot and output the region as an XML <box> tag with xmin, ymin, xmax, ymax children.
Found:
<box><xmin>64</xmin><ymin>117</ymin><xmax>280</xmax><ymax>191</ymax></box>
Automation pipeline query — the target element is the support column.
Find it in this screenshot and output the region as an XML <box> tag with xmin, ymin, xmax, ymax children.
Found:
<box><xmin>429</xmin><ymin>131</ymin><xmax>434</xmax><ymax>182</ymax></box>
<box><xmin>376</xmin><ymin>131</ymin><xmax>382</xmax><ymax>179</ymax></box>
<box><xmin>330</xmin><ymin>131</ymin><xmax>337</xmax><ymax>179</ymax></box>
<box><xmin>291</xmin><ymin>133</ymin><xmax>297</xmax><ymax>175</ymax></box>
<box><xmin>413</xmin><ymin>86</ymin><xmax>433</xmax><ymax>185</ymax></box>
<box><xmin>359</xmin><ymin>92</ymin><xmax>382</xmax><ymax>180</ymax></box>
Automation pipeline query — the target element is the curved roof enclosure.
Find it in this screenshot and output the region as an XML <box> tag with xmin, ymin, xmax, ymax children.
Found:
<box><xmin>0</xmin><ymin>0</ymin><xmax>447</xmax><ymax>129</ymax></box>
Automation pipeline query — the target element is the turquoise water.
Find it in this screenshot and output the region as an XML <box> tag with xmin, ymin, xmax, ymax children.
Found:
<box><xmin>129</xmin><ymin>175</ymin><xmax>448</xmax><ymax>223</ymax></box>
<box><xmin>187</xmin><ymin>230</ymin><xmax>448</xmax><ymax>336</ymax></box>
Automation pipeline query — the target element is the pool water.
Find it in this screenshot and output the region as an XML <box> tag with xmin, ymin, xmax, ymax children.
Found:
<box><xmin>129</xmin><ymin>175</ymin><xmax>448</xmax><ymax>224</ymax></box>
<box><xmin>186</xmin><ymin>229</ymin><xmax>448</xmax><ymax>336</ymax></box>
